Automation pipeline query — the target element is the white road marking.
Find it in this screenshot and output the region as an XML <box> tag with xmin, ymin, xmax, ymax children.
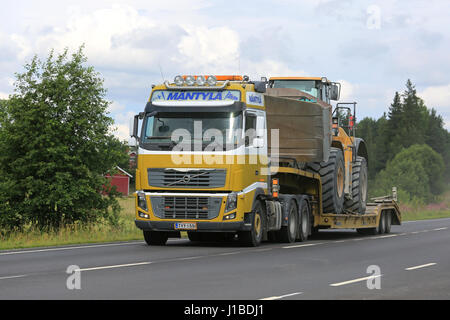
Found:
<box><xmin>405</xmin><ymin>263</ymin><xmax>436</xmax><ymax>271</ymax></box>
<box><xmin>178</xmin><ymin>256</ymin><xmax>202</xmax><ymax>261</ymax></box>
<box><xmin>333</xmin><ymin>240</ymin><xmax>346</xmax><ymax>243</ymax></box>
<box><xmin>0</xmin><ymin>242</ymin><xmax>145</xmax><ymax>256</ymax></box>
<box><xmin>433</xmin><ymin>227</ymin><xmax>448</xmax><ymax>231</ymax></box>
<box><xmin>330</xmin><ymin>274</ymin><xmax>382</xmax><ymax>287</ymax></box>
<box><xmin>0</xmin><ymin>275</ymin><xmax>28</xmax><ymax>281</ymax></box>
<box><xmin>376</xmin><ymin>234</ymin><xmax>398</xmax><ymax>239</ymax></box>
<box><xmin>283</xmin><ymin>243</ymin><xmax>323</xmax><ymax>249</ymax></box>
<box><xmin>216</xmin><ymin>251</ymin><xmax>243</xmax><ymax>256</ymax></box>
<box><xmin>76</xmin><ymin>261</ymin><xmax>152</xmax><ymax>272</ymax></box>
<box><xmin>260</xmin><ymin>292</ymin><xmax>303</xmax><ymax>300</ymax></box>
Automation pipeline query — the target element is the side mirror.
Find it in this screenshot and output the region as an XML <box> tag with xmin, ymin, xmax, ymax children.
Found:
<box><xmin>132</xmin><ymin>115</ymin><xmax>139</xmax><ymax>139</ymax></box>
<box><xmin>330</xmin><ymin>83</ymin><xmax>340</xmax><ymax>101</ymax></box>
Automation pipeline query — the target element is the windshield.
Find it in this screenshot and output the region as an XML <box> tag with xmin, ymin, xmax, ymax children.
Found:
<box><xmin>141</xmin><ymin>112</ymin><xmax>243</xmax><ymax>151</ymax></box>
<box><xmin>272</xmin><ymin>80</ymin><xmax>319</xmax><ymax>98</ymax></box>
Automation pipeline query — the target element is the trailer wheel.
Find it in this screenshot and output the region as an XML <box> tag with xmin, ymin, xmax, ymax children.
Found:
<box><xmin>344</xmin><ymin>156</ymin><xmax>368</xmax><ymax>214</ymax></box>
<box><xmin>279</xmin><ymin>198</ymin><xmax>298</xmax><ymax>243</ymax></box>
<box><xmin>238</xmin><ymin>201</ymin><xmax>265</xmax><ymax>247</ymax></box>
<box><xmin>143</xmin><ymin>231</ymin><xmax>168</xmax><ymax>246</ymax></box>
<box><xmin>306</xmin><ymin>147</ymin><xmax>345</xmax><ymax>214</ymax></box>
<box><xmin>377</xmin><ymin>211</ymin><xmax>386</xmax><ymax>234</ymax></box>
<box><xmin>384</xmin><ymin>210</ymin><xmax>392</xmax><ymax>234</ymax></box>
<box><xmin>296</xmin><ymin>197</ymin><xmax>310</xmax><ymax>242</ymax></box>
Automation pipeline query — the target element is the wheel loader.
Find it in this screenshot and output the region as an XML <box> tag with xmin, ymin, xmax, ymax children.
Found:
<box><xmin>267</xmin><ymin>76</ymin><xmax>369</xmax><ymax>214</ymax></box>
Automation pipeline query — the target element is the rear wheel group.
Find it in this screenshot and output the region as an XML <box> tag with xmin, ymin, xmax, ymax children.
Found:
<box><xmin>357</xmin><ymin>210</ymin><xmax>392</xmax><ymax>235</ymax></box>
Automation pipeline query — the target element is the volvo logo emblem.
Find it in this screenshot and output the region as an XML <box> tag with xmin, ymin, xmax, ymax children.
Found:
<box><xmin>182</xmin><ymin>175</ymin><xmax>191</xmax><ymax>183</ymax></box>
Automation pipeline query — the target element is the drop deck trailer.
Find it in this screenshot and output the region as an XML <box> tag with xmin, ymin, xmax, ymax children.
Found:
<box><xmin>268</xmin><ymin>165</ymin><xmax>401</xmax><ymax>239</ymax></box>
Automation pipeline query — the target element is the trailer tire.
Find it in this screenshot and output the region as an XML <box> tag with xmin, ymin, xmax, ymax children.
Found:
<box><xmin>384</xmin><ymin>210</ymin><xmax>392</xmax><ymax>234</ymax></box>
<box><xmin>377</xmin><ymin>211</ymin><xmax>386</xmax><ymax>234</ymax></box>
<box><xmin>344</xmin><ymin>156</ymin><xmax>368</xmax><ymax>214</ymax></box>
<box><xmin>306</xmin><ymin>147</ymin><xmax>345</xmax><ymax>214</ymax></box>
<box><xmin>143</xmin><ymin>231</ymin><xmax>168</xmax><ymax>246</ymax></box>
<box><xmin>238</xmin><ymin>201</ymin><xmax>265</xmax><ymax>247</ymax></box>
<box><xmin>278</xmin><ymin>198</ymin><xmax>298</xmax><ymax>243</ymax></box>
<box><xmin>296</xmin><ymin>197</ymin><xmax>310</xmax><ymax>242</ymax></box>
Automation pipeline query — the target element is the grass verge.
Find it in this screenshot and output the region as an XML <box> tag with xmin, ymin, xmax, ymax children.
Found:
<box><xmin>0</xmin><ymin>197</ymin><xmax>142</xmax><ymax>251</ymax></box>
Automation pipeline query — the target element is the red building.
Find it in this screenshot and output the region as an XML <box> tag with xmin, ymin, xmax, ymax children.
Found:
<box><xmin>105</xmin><ymin>166</ymin><xmax>133</xmax><ymax>196</ymax></box>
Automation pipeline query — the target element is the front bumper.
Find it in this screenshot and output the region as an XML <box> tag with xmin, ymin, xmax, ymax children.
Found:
<box><xmin>135</xmin><ymin>219</ymin><xmax>251</xmax><ymax>232</ymax></box>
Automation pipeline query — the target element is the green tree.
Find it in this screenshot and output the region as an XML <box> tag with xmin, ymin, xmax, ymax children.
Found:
<box><xmin>371</xmin><ymin>144</ymin><xmax>445</xmax><ymax>203</ymax></box>
<box><xmin>0</xmin><ymin>47</ymin><xmax>128</xmax><ymax>230</ymax></box>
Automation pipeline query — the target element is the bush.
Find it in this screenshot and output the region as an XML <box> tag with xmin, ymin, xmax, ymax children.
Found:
<box><xmin>370</xmin><ymin>144</ymin><xmax>445</xmax><ymax>203</ymax></box>
<box><xmin>0</xmin><ymin>47</ymin><xmax>128</xmax><ymax>231</ymax></box>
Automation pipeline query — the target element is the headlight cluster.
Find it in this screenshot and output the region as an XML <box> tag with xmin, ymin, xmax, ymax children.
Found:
<box><xmin>137</xmin><ymin>192</ymin><xmax>148</xmax><ymax>211</ymax></box>
<box><xmin>173</xmin><ymin>75</ymin><xmax>217</xmax><ymax>86</ymax></box>
<box><xmin>225</xmin><ymin>192</ymin><xmax>238</xmax><ymax>213</ymax></box>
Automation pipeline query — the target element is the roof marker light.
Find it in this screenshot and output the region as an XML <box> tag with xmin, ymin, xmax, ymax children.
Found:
<box><xmin>185</xmin><ymin>76</ymin><xmax>196</xmax><ymax>86</ymax></box>
<box><xmin>174</xmin><ymin>75</ymin><xmax>184</xmax><ymax>86</ymax></box>
<box><xmin>206</xmin><ymin>75</ymin><xmax>217</xmax><ymax>86</ymax></box>
<box><xmin>196</xmin><ymin>75</ymin><xmax>206</xmax><ymax>86</ymax></box>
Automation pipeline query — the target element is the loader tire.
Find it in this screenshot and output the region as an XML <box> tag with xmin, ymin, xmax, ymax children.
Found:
<box><xmin>344</xmin><ymin>156</ymin><xmax>368</xmax><ymax>214</ymax></box>
<box><xmin>306</xmin><ymin>148</ymin><xmax>345</xmax><ymax>214</ymax></box>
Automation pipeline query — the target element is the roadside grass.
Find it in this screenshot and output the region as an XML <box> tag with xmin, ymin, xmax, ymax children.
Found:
<box><xmin>400</xmin><ymin>189</ymin><xmax>450</xmax><ymax>221</ymax></box>
<box><xmin>0</xmin><ymin>196</ymin><xmax>142</xmax><ymax>251</ymax></box>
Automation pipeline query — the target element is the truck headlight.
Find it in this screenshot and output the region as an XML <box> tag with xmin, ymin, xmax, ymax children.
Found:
<box><xmin>225</xmin><ymin>192</ymin><xmax>238</xmax><ymax>213</ymax></box>
<box><xmin>137</xmin><ymin>192</ymin><xmax>148</xmax><ymax>211</ymax></box>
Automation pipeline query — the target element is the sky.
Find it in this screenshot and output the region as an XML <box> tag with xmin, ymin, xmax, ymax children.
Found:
<box><xmin>1</xmin><ymin>0</ymin><xmax>449</xmax><ymax>143</ymax></box>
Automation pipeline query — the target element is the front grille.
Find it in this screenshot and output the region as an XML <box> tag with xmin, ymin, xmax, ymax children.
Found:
<box><xmin>150</xmin><ymin>196</ymin><xmax>222</xmax><ymax>220</ymax></box>
<box><xmin>148</xmin><ymin>168</ymin><xmax>226</xmax><ymax>188</ymax></box>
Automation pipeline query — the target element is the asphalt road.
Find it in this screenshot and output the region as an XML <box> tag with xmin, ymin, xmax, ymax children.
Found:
<box><xmin>0</xmin><ymin>218</ymin><xmax>449</xmax><ymax>300</ymax></box>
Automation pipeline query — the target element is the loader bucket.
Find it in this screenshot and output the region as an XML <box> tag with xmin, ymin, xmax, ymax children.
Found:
<box><xmin>265</xmin><ymin>88</ymin><xmax>332</xmax><ymax>163</ymax></box>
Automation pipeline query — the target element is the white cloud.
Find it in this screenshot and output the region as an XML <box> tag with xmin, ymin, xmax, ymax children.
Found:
<box><xmin>419</xmin><ymin>84</ymin><xmax>450</xmax><ymax>130</ymax></box>
<box><xmin>337</xmin><ymin>79</ymin><xmax>355</xmax><ymax>102</ymax></box>
<box><xmin>419</xmin><ymin>84</ymin><xmax>450</xmax><ymax>108</ymax></box>
<box><xmin>0</xmin><ymin>92</ymin><xmax>9</xmax><ymax>99</ymax></box>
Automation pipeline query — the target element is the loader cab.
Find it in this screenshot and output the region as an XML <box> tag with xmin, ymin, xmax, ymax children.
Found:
<box><xmin>269</xmin><ymin>77</ymin><xmax>340</xmax><ymax>105</ymax></box>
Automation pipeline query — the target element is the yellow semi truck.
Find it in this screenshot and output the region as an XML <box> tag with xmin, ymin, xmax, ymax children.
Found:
<box><xmin>132</xmin><ymin>75</ymin><xmax>401</xmax><ymax>246</ymax></box>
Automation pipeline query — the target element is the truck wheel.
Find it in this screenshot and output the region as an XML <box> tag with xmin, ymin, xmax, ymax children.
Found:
<box><xmin>278</xmin><ymin>198</ymin><xmax>298</xmax><ymax>243</ymax></box>
<box><xmin>344</xmin><ymin>156</ymin><xmax>368</xmax><ymax>214</ymax></box>
<box><xmin>143</xmin><ymin>231</ymin><xmax>168</xmax><ymax>246</ymax></box>
<box><xmin>187</xmin><ymin>232</ymin><xmax>202</xmax><ymax>242</ymax></box>
<box><xmin>296</xmin><ymin>197</ymin><xmax>310</xmax><ymax>242</ymax></box>
<box><xmin>238</xmin><ymin>201</ymin><xmax>265</xmax><ymax>247</ymax></box>
<box><xmin>384</xmin><ymin>210</ymin><xmax>392</xmax><ymax>234</ymax></box>
<box><xmin>306</xmin><ymin>147</ymin><xmax>345</xmax><ymax>214</ymax></box>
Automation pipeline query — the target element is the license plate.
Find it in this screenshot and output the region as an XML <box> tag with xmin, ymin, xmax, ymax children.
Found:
<box><xmin>174</xmin><ymin>222</ymin><xmax>197</xmax><ymax>230</ymax></box>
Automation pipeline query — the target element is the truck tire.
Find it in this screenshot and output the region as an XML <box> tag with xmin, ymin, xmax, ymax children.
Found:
<box><xmin>306</xmin><ymin>147</ymin><xmax>345</xmax><ymax>214</ymax></box>
<box><xmin>143</xmin><ymin>231</ymin><xmax>168</xmax><ymax>246</ymax></box>
<box><xmin>187</xmin><ymin>232</ymin><xmax>202</xmax><ymax>242</ymax></box>
<box><xmin>296</xmin><ymin>197</ymin><xmax>310</xmax><ymax>242</ymax></box>
<box><xmin>344</xmin><ymin>156</ymin><xmax>368</xmax><ymax>214</ymax></box>
<box><xmin>238</xmin><ymin>201</ymin><xmax>265</xmax><ymax>247</ymax></box>
<box><xmin>278</xmin><ymin>198</ymin><xmax>298</xmax><ymax>243</ymax></box>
